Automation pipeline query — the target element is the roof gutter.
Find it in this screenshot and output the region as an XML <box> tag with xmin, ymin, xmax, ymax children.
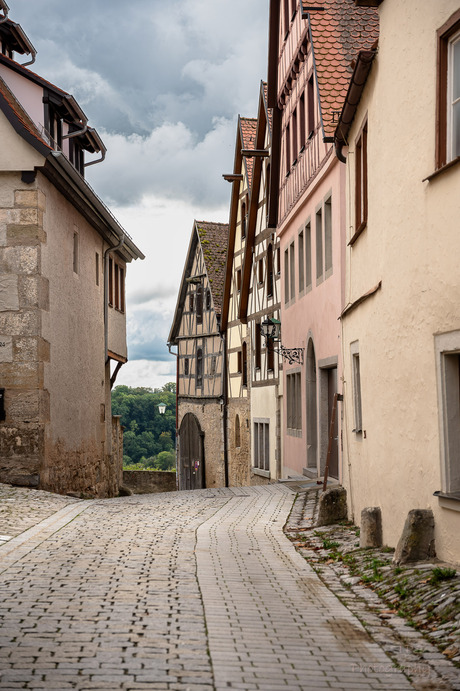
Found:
<box><xmin>84</xmin><ymin>128</ymin><xmax>107</xmax><ymax>167</ymax></box>
<box><xmin>334</xmin><ymin>49</ymin><xmax>376</xmax><ymax>163</ymax></box>
<box><xmin>13</xmin><ymin>22</ymin><xmax>37</xmax><ymax>66</ymax></box>
<box><xmin>47</xmin><ymin>151</ymin><xmax>144</xmax><ymax>261</ymax></box>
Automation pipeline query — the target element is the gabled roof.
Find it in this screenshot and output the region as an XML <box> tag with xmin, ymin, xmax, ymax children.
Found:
<box><xmin>195</xmin><ymin>221</ymin><xmax>229</xmax><ymax>315</ymax></box>
<box><xmin>308</xmin><ymin>0</ymin><xmax>379</xmax><ymax>138</ymax></box>
<box><xmin>240</xmin><ymin>117</ymin><xmax>257</xmax><ymax>188</ymax></box>
<box><xmin>0</xmin><ymin>74</ymin><xmax>143</xmax><ymax>262</ymax></box>
<box><xmin>168</xmin><ymin>220</ymin><xmax>229</xmax><ymax>344</ymax></box>
<box><xmin>0</xmin><ymin>17</ymin><xmax>36</xmax><ymax>64</ymax></box>
<box><xmin>239</xmin><ymin>81</ymin><xmax>273</xmax><ymax>323</ymax></box>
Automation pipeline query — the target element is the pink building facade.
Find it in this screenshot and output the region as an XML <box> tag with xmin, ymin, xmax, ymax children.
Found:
<box><xmin>267</xmin><ymin>0</ymin><xmax>378</xmax><ymax>479</ymax></box>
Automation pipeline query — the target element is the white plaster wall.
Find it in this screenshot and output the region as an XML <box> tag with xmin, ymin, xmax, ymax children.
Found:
<box><xmin>0</xmin><ymin>111</ymin><xmax>45</xmax><ymax>171</ymax></box>
<box><xmin>341</xmin><ymin>0</ymin><xmax>460</xmax><ymax>564</ymax></box>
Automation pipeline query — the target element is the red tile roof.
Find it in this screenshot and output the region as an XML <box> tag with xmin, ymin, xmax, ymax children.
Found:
<box><xmin>309</xmin><ymin>0</ymin><xmax>379</xmax><ymax>137</ymax></box>
<box><xmin>262</xmin><ymin>81</ymin><xmax>273</xmax><ymax>134</ymax></box>
<box><xmin>195</xmin><ymin>221</ymin><xmax>229</xmax><ymax>315</ymax></box>
<box><xmin>239</xmin><ymin>117</ymin><xmax>257</xmax><ymax>188</ymax></box>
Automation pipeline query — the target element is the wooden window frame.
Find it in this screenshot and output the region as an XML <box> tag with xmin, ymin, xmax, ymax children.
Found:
<box><xmin>184</xmin><ymin>357</ymin><xmax>189</xmax><ymax>376</ymax></box>
<box><xmin>354</xmin><ymin>119</ymin><xmax>368</xmax><ymax>241</ymax></box>
<box><xmin>436</xmin><ymin>10</ymin><xmax>460</xmax><ymax>169</ymax></box>
<box><xmin>196</xmin><ymin>348</ymin><xmax>203</xmax><ymax>388</ymax></box>
<box><xmin>242</xmin><ymin>342</ymin><xmax>248</xmax><ymax>387</ymax></box>
<box><xmin>255</xmin><ymin>323</ymin><xmax>262</xmax><ymax>370</ymax></box>
<box><xmin>267</xmin><ymin>243</ymin><xmax>274</xmax><ymax>298</ymax></box>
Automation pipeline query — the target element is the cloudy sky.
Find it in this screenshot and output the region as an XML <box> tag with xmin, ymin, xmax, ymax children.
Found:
<box><xmin>11</xmin><ymin>0</ymin><xmax>269</xmax><ymax>389</ymax></box>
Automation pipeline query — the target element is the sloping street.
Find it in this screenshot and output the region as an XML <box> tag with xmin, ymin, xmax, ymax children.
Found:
<box><xmin>0</xmin><ymin>485</ymin><xmax>452</xmax><ymax>690</ymax></box>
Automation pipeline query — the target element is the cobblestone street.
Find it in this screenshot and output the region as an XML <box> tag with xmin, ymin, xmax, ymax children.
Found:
<box><xmin>0</xmin><ymin>484</ymin><xmax>455</xmax><ymax>690</ymax></box>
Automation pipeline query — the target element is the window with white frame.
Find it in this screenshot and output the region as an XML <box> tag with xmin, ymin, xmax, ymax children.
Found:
<box><xmin>435</xmin><ymin>331</ymin><xmax>460</xmax><ymax>497</ymax></box>
<box><xmin>351</xmin><ymin>341</ymin><xmax>362</xmax><ymax>433</ymax></box>
<box><xmin>436</xmin><ymin>11</ymin><xmax>460</xmax><ymax>167</ymax></box>
<box><xmin>253</xmin><ymin>419</ymin><xmax>270</xmax><ymax>473</ymax></box>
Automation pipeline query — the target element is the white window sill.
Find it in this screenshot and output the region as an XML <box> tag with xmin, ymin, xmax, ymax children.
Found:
<box><xmin>434</xmin><ymin>490</ymin><xmax>460</xmax><ymax>512</ymax></box>
<box><xmin>252</xmin><ymin>468</ymin><xmax>270</xmax><ymax>478</ymax></box>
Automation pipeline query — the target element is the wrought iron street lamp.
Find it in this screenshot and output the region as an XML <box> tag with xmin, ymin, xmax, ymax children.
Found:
<box><xmin>261</xmin><ymin>317</ymin><xmax>304</xmax><ymax>365</ymax></box>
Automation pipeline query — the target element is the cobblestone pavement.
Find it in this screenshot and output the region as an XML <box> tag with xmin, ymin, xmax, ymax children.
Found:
<box><xmin>0</xmin><ymin>484</ymin><xmax>434</xmax><ymax>690</ymax></box>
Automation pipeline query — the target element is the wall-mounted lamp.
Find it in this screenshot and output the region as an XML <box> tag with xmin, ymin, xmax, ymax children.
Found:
<box><xmin>261</xmin><ymin>317</ymin><xmax>304</xmax><ymax>365</ymax></box>
<box><xmin>158</xmin><ymin>403</ymin><xmax>166</xmax><ymax>415</ymax></box>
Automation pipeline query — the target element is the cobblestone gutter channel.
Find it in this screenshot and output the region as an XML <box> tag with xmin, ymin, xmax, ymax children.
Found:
<box><xmin>284</xmin><ymin>489</ymin><xmax>460</xmax><ymax>691</ymax></box>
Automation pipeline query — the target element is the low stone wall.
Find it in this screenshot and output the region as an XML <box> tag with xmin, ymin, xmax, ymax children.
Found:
<box><xmin>122</xmin><ymin>470</ymin><xmax>177</xmax><ymax>495</ymax></box>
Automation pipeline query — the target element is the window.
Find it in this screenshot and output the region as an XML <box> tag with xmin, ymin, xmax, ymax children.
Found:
<box><xmin>351</xmin><ymin>342</ymin><xmax>362</xmax><ymax>433</ymax></box>
<box><xmin>289</xmin><ymin>241</ymin><xmax>295</xmax><ymax>302</ymax></box>
<box><xmin>292</xmin><ymin>107</ymin><xmax>298</xmax><ymax>163</ymax></box>
<box><xmin>111</xmin><ymin>263</ymin><xmax>125</xmax><ymax>312</ymax></box>
<box><xmin>241</xmin><ymin>200</ymin><xmax>247</xmax><ymax>239</ymax></box>
<box><xmin>267</xmin><ymin>336</ymin><xmax>275</xmax><ymax>372</ymax></box>
<box><xmin>254</xmin><ymin>420</ymin><xmax>270</xmax><ymax>472</ymax></box>
<box><xmin>242</xmin><ymin>342</ymin><xmax>248</xmax><ymax>387</ymax></box>
<box><xmin>284</xmin><ymin>249</ymin><xmax>289</xmax><ymax>303</ymax></box>
<box><xmin>258</xmin><ymin>259</ymin><xmax>264</xmax><ymax>284</ymax></box>
<box><xmin>354</xmin><ymin>120</ymin><xmax>368</xmax><ymax>238</ymax></box>
<box><xmin>196</xmin><ymin>348</ymin><xmax>203</xmax><ymax>388</ymax></box>
<box><xmin>196</xmin><ymin>284</ymin><xmax>203</xmax><ymax>324</ymax></box>
<box><xmin>118</xmin><ymin>266</ymin><xmax>125</xmax><ymax>312</ymax></box>
<box><xmin>299</xmin><ymin>91</ymin><xmax>306</xmax><ymax>150</ymax></box>
<box><xmin>189</xmin><ymin>292</ymin><xmax>194</xmax><ymax>312</ymax></box>
<box><xmin>305</xmin><ymin>220</ymin><xmax>312</xmax><ymax>290</ymax></box>
<box><xmin>236</xmin><ymin>269</ymin><xmax>242</xmax><ymax>292</ymax></box>
<box><xmin>235</xmin><ymin>415</ymin><xmax>241</xmax><ymax>448</ymax></box>
<box><xmin>206</xmin><ymin>289</ymin><xmax>211</xmax><ymax>310</ymax></box>
<box><xmin>298</xmin><ymin>229</ymin><xmax>305</xmax><ymax>292</ymax></box>
<box><xmin>435</xmin><ymin>331</ymin><xmax>460</xmax><ymax>498</ymax></box>
<box><xmin>108</xmin><ymin>256</ymin><xmax>113</xmax><ymax>305</ymax></box>
<box><xmin>316</xmin><ymin>206</ymin><xmax>323</xmax><ymax>281</ymax></box>
<box><xmin>255</xmin><ymin>323</ymin><xmax>262</xmax><ymax>370</ymax></box>
<box><xmin>277</xmin><ymin>247</ymin><xmax>281</xmax><ymax>274</ymax></box>
<box><xmin>285</xmin><ymin>121</ymin><xmax>291</xmax><ymax>173</ymax></box>
<box><xmin>237</xmin><ymin>350</ymin><xmax>242</xmax><ymax>373</ymax></box>
<box><xmin>73</xmin><ymin>231</ymin><xmax>79</xmax><ymax>274</ymax></box>
<box><xmin>437</xmin><ymin>11</ymin><xmax>460</xmax><ymax>167</ymax></box>
<box><xmin>184</xmin><ymin>358</ymin><xmax>189</xmax><ymax>376</ymax></box>
<box><xmin>267</xmin><ymin>244</ymin><xmax>274</xmax><ymax>298</ymax></box>
<box><xmin>324</xmin><ymin>196</ymin><xmax>332</xmax><ymax>274</ymax></box>
<box><xmin>115</xmin><ymin>262</ymin><xmax>119</xmax><ymax>308</ymax></box>
<box><xmin>308</xmin><ymin>75</ymin><xmax>315</xmax><ymax>137</ymax></box>
<box><xmin>210</xmin><ymin>355</ymin><xmax>217</xmax><ymax>376</ymax></box>
<box><xmin>287</xmin><ymin>371</ymin><xmax>302</xmax><ymax>432</ymax></box>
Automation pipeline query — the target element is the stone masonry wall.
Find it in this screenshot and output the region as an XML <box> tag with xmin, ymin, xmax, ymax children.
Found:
<box><xmin>123</xmin><ymin>470</ymin><xmax>176</xmax><ymax>494</ymax></box>
<box><xmin>0</xmin><ymin>176</ymin><xmax>48</xmax><ymax>488</ymax></box>
<box><xmin>178</xmin><ymin>399</ymin><xmax>226</xmax><ymax>488</ymax></box>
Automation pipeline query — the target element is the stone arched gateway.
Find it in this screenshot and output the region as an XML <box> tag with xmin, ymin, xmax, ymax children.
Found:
<box><xmin>178</xmin><ymin>413</ymin><xmax>205</xmax><ymax>490</ymax></box>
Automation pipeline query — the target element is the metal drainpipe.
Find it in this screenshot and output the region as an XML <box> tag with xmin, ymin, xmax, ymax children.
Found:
<box><xmin>222</xmin><ymin>331</ymin><xmax>229</xmax><ymax>488</ymax></box>
<box><xmin>104</xmin><ymin>233</ymin><xmax>125</xmax><ymax>363</ymax></box>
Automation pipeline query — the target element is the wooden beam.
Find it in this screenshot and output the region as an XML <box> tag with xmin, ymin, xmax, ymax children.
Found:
<box><xmin>241</xmin><ymin>149</ymin><xmax>269</xmax><ymax>158</ymax></box>
<box><xmin>222</xmin><ymin>173</ymin><xmax>243</xmax><ymax>182</ymax></box>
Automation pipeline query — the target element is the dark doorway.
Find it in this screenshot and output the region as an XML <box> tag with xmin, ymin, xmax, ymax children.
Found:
<box><xmin>327</xmin><ymin>367</ymin><xmax>339</xmax><ymax>479</ymax></box>
<box><xmin>179</xmin><ymin>413</ymin><xmax>204</xmax><ymax>490</ymax></box>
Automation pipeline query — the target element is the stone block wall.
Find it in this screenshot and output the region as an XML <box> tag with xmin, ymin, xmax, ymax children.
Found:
<box><xmin>227</xmin><ymin>398</ymin><xmax>251</xmax><ymax>487</ymax></box>
<box><xmin>123</xmin><ymin>470</ymin><xmax>176</xmax><ymax>494</ymax></box>
<box><xmin>0</xmin><ymin>178</ymin><xmax>48</xmax><ymax>488</ymax></box>
<box><xmin>178</xmin><ymin>398</ymin><xmax>226</xmax><ymax>488</ymax></box>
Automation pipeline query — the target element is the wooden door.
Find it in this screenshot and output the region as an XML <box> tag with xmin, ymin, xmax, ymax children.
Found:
<box><xmin>179</xmin><ymin>413</ymin><xmax>204</xmax><ymax>490</ymax></box>
<box><xmin>327</xmin><ymin>368</ymin><xmax>339</xmax><ymax>479</ymax></box>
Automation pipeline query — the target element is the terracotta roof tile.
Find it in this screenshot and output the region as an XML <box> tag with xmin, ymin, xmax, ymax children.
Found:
<box><xmin>195</xmin><ymin>221</ymin><xmax>229</xmax><ymax>315</ymax></box>
<box><xmin>239</xmin><ymin>116</ymin><xmax>257</xmax><ymax>188</ymax></box>
<box><xmin>309</xmin><ymin>0</ymin><xmax>379</xmax><ymax>138</ymax></box>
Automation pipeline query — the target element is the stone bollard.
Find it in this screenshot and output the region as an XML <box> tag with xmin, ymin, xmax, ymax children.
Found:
<box><xmin>360</xmin><ymin>507</ymin><xmax>383</xmax><ymax>548</ymax></box>
<box><xmin>393</xmin><ymin>509</ymin><xmax>436</xmax><ymax>564</ymax></box>
<box><xmin>316</xmin><ymin>487</ymin><xmax>347</xmax><ymax>527</ymax></box>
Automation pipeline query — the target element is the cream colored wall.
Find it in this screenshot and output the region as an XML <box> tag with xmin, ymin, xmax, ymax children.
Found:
<box><xmin>0</xmin><ymin>110</ymin><xmax>45</xmax><ymax>171</ymax></box>
<box><xmin>39</xmin><ymin>174</ymin><xmax>109</xmax><ymax>459</ymax></box>
<box><xmin>108</xmin><ymin>271</ymin><xmax>128</xmax><ymax>360</ymax></box>
<box><xmin>341</xmin><ymin>0</ymin><xmax>460</xmax><ymax>564</ymax></box>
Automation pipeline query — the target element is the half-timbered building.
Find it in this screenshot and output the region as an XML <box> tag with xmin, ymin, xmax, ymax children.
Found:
<box><xmin>221</xmin><ymin>117</ymin><xmax>257</xmax><ymax>486</ymax></box>
<box><xmin>239</xmin><ymin>82</ymin><xmax>283</xmax><ymax>482</ymax></box>
<box><xmin>267</xmin><ymin>0</ymin><xmax>378</xmax><ymax>481</ymax></box>
<box><xmin>168</xmin><ymin>220</ymin><xmax>229</xmax><ymax>490</ymax></box>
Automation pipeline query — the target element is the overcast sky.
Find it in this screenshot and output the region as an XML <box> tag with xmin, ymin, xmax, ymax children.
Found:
<box><xmin>11</xmin><ymin>0</ymin><xmax>269</xmax><ymax>389</ymax></box>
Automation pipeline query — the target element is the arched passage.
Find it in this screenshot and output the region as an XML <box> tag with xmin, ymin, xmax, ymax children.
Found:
<box><xmin>306</xmin><ymin>339</ymin><xmax>317</xmax><ymax>471</ymax></box>
<box><xmin>179</xmin><ymin>413</ymin><xmax>204</xmax><ymax>490</ymax></box>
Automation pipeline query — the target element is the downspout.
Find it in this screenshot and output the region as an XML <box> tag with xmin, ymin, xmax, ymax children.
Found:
<box><xmin>104</xmin><ymin>232</ymin><xmax>125</xmax><ymax>364</ymax></box>
<box><xmin>222</xmin><ymin>330</ymin><xmax>229</xmax><ymax>487</ymax></box>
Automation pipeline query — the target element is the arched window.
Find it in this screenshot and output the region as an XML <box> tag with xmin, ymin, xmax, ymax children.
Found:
<box><xmin>235</xmin><ymin>414</ymin><xmax>241</xmax><ymax>448</ymax></box>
